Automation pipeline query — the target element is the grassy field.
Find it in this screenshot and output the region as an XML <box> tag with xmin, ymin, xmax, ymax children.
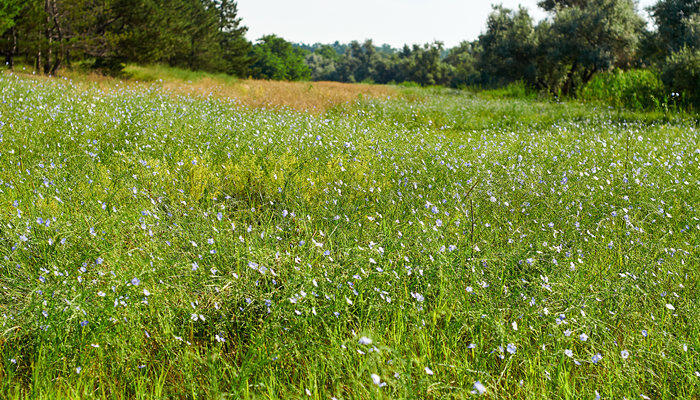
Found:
<box><xmin>0</xmin><ymin>69</ymin><xmax>698</xmax><ymax>399</ymax></box>
<box><xmin>7</xmin><ymin>64</ymin><xmax>396</xmax><ymax>113</ymax></box>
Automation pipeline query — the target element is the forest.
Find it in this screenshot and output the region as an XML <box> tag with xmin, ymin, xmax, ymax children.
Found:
<box><xmin>0</xmin><ymin>0</ymin><xmax>698</xmax><ymax>108</ymax></box>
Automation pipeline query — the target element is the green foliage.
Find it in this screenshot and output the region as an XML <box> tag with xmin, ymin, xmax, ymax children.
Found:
<box><xmin>122</xmin><ymin>63</ymin><xmax>239</xmax><ymax>84</ymax></box>
<box><xmin>0</xmin><ymin>0</ymin><xmax>252</xmax><ymax>76</ymax></box>
<box><xmin>648</xmin><ymin>0</ymin><xmax>700</xmax><ymax>54</ymax></box>
<box><xmin>578</xmin><ymin>69</ymin><xmax>665</xmax><ymax>110</ymax></box>
<box><xmin>305</xmin><ymin>52</ymin><xmax>337</xmax><ymax>81</ymax></box>
<box><xmin>537</xmin><ymin>0</ymin><xmax>590</xmax><ymax>11</ymax></box>
<box><xmin>477</xmin><ymin>5</ymin><xmax>538</xmax><ymax>87</ymax></box>
<box><xmin>480</xmin><ymin>80</ymin><xmax>539</xmax><ymax>100</ymax></box>
<box><xmin>536</xmin><ymin>0</ymin><xmax>645</xmax><ymax>95</ymax></box>
<box><xmin>443</xmin><ymin>41</ymin><xmax>480</xmax><ymax>87</ymax></box>
<box><xmin>249</xmin><ymin>35</ymin><xmax>311</xmax><ymax>80</ymax></box>
<box><xmin>395</xmin><ymin>42</ymin><xmax>451</xmax><ymax>86</ymax></box>
<box><xmin>660</xmin><ymin>46</ymin><xmax>700</xmax><ymax>109</ymax></box>
<box><xmin>215</xmin><ymin>0</ymin><xmax>252</xmax><ymax>76</ymax></box>
<box><xmin>0</xmin><ymin>0</ymin><xmax>23</xmax><ymax>34</ymax></box>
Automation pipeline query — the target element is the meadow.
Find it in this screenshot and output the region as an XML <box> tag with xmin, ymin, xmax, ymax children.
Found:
<box><xmin>0</xmin><ymin>70</ymin><xmax>698</xmax><ymax>399</ymax></box>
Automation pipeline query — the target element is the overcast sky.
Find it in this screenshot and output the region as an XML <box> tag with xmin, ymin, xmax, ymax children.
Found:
<box><xmin>237</xmin><ymin>0</ymin><xmax>657</xmax><ymax>48</ymax></box>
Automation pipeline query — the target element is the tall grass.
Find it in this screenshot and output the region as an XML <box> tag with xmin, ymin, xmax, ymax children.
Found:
<box><xmin>578</xmin><ymin>69</ymin><xmax>667</xmax><ymax>111</ymax></box>
<box><xmin>0</xmin><ymin>72</ymin><xmax>697</xmax><ymax>399</ymax></box>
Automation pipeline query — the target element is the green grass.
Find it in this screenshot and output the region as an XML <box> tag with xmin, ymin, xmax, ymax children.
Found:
<box><xmin>122</xmin><ymin>64</ymin><xmax>241</xmax><ymax>85</ymax></box>
<box><xmin>0</xmin><ymin>72</ymin><xmax>698</xmax><ymax>399</ymax></box>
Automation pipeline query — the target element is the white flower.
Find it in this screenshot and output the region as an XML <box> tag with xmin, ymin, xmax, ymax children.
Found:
<box><xmin>358</xmin><ymin>336</ymin><xmax>372</xmax><ymax>345</ymax></box>
<box><xmin>564</xmin><ymin>349</ymin><xmax>573</xmax><ymax>357</ymax></box>
<box><xmin>665</xmin><ymin>303</ymin><xmax>675</xmax><ymax>311</ymax></box>
<box><xmin>371</xmin><ymin>373</ymin><xmax>386</xmax><ymax>387</ymax></box>
<box><xmin>473</xmin><ymin>381</ymin><xmax>487</xmax><ymax>395</ymax></box>
<box><xmin>424</xmin><ymin>366</ymin><xmax>434</xmax><ymax>375</ymax></box>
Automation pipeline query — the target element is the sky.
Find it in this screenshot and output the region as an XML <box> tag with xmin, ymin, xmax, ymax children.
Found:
<box><xmin>237</xmin><ymin>0</ymin><xmax>658</xmax><ymax>48</ymax></box>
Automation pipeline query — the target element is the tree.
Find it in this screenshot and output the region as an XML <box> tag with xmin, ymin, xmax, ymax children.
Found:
<box><xmin>407</xmin><ymin>42</ymin><xmax>450</xmax><ymax>86</ymax></box>
<box><xmin>305</xmin><ymin>52</ymin><xmax>337</xmax><ymax>81</ymax></box>
<box><xmin>538</xmin><ymin>0</ymin><xmax>590</xmax><ymax>11</ymax></box>
<box><xmin>444</xmin><ymin>41</ymin><xmax>479</xmax><ymax>87</ymax></box>
<box><xmin>214</xmin><ymin>0</ymin><xmax>251</xmax><ymax>76</ymax></box>
<box><xmin>0</xmin><ymin>0</ymin><xmax>25</xmax><ymax>67</ymax></box>
<box><xmin>648</xmin><ymin>0</ymin><xmax>699</xmax><ymax>54</ymax></box>
<box><xmin>477</xmin><ymin>5</ymin><xmax>538</xmax><ymax>86</ymax></box>
<box><xmin>660</xmin><ymin>46</ymin><xmax>700</xmax><ymax>108</ymax></box>
<box><xmin>249</xmin><ymin>35</ymin><xmax>310</xmax><ymax>80</ymax></box>
<box><xmin>536</xmin><ymin>0</ymin><xmax>645</xmax><ymax>94</ymax></box>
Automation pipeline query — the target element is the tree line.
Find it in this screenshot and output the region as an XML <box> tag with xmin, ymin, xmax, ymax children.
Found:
<box><xmin>1</xmin><ymin>0</ymin><xmax>698</xmax><ymax>105</ymax></box>
<box><xmin>0</xmin><ymin>0</ymin><xmax>251</xmax><ymax>75</ymax></box>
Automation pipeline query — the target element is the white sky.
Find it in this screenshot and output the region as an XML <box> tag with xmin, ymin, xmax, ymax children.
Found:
<box><xmin>237</xmin><ymin>0</ymin><xmax>658</xmax><ymax>48</ymax></box>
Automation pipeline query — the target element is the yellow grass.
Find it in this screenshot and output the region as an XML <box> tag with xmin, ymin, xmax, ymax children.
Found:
<box><xmin>3</xmin><ymin>64</ymin><xmax>396</xmax><ymax>113</ymax></box>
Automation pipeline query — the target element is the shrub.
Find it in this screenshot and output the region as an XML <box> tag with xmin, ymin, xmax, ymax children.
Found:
<box><xmin>578</xmin><ymin>69</ymin><xmax>665</xmax><ymax>110</ymax></box>
<box><xmin>661</xmin><ymin>47</ymin><xmax>700</xmax><ymax>111</ymax></box>
<box><xmin>480</xmin><ymin>81</ymin><xmax>538</xmax><ymax>100</ymax></box>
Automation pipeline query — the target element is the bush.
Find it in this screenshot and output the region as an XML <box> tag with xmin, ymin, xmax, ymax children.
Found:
<box><xmin>661</xmin><ymin>47</ymin><xmax>700</xmax><ymax>111</ymax></box>
<box><xmin>578</xmin><ymin>69</ymin><xmax>665</xmax><ymax>110</ymax></box>
<box><xmin>91</xmin><ymin>56</ymin><xmax>126</xmax><ymax>77</ymax></box>
<box><xmin>481</xmin><ymin>81</ymin><xmax>538</xmax><ymax>99</ymax></box>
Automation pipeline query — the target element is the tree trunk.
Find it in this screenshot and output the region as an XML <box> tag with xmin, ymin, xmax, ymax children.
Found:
<box><xmin>44</xmin><ymin>0</ymin><xmax>52</xmax><ymax>74</ymax></box>
<box><xmin>49</xmin><ymin>0</ymin><xmax>64</xmax><ymax>73</ymax></box>
<box><xmin>5</xmin><ymin>27</ymin><xmax>17</xmax><ymax>69</ymax></box>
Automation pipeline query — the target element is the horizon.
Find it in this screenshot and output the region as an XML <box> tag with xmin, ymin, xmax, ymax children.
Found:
<box><xmin>237</xmin><ymin>0</ymin><xmax>657</xmax><ymax>48</ymax></box>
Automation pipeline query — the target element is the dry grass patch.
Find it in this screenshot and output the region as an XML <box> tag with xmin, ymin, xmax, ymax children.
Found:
<box><xmin>2</xmin><ymin>65</ymin><xmax>396</xmax><ymax>113</ymax></box>
<box><xmin>162</xmin><ymin>78</ymin><xmax>396</xmax><ymax>112</ymax></box>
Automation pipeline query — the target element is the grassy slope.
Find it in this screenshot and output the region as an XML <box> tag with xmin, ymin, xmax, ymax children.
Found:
<box><xmin>0</xmin><ymin>70</ymin><xmax>698</xmax><ymax>399</ymax></box>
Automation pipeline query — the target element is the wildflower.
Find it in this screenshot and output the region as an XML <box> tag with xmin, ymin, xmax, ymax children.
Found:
<box><xmin>358</xmin><ymin>336</ymin><xmax>372</xmax><ymax>345</ymax></box>
<box><xmin>371</xmin><ymin>373</ymin><xmax>386</xmax><ymax>387</ymax></box>
<box><xmin>591</xmin><ymin>353</ymin><xmax>602</xmax><ymax>364</ymax></box>
<box><xmin>131</xmin><ymin>277</ymin><xmax>140</xmax><ymax>286</ymax></box>
<box><xmin>473</xmin><ymin>381</ymin><xmax>487</xmax><ymax>395</ymax></box>
<box><xmin>620</xmin><ymin>350</ymin><xmax>629</xmax><ymax>359</ymax></box>
<box><xmin>424</xmin><ymin>366</ymin><xmax>434</xmax><ymax>375</ymax></box>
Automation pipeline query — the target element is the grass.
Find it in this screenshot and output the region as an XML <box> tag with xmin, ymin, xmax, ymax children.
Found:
<box><xmin>0</xmin><ymin>69</ymin><xmax>698</xmax><ymax>399</ymax></box>
<box><xmin>5</xmin><ymin>64</ymin><xmax>396</xmax><ymax>113</ymax></box>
